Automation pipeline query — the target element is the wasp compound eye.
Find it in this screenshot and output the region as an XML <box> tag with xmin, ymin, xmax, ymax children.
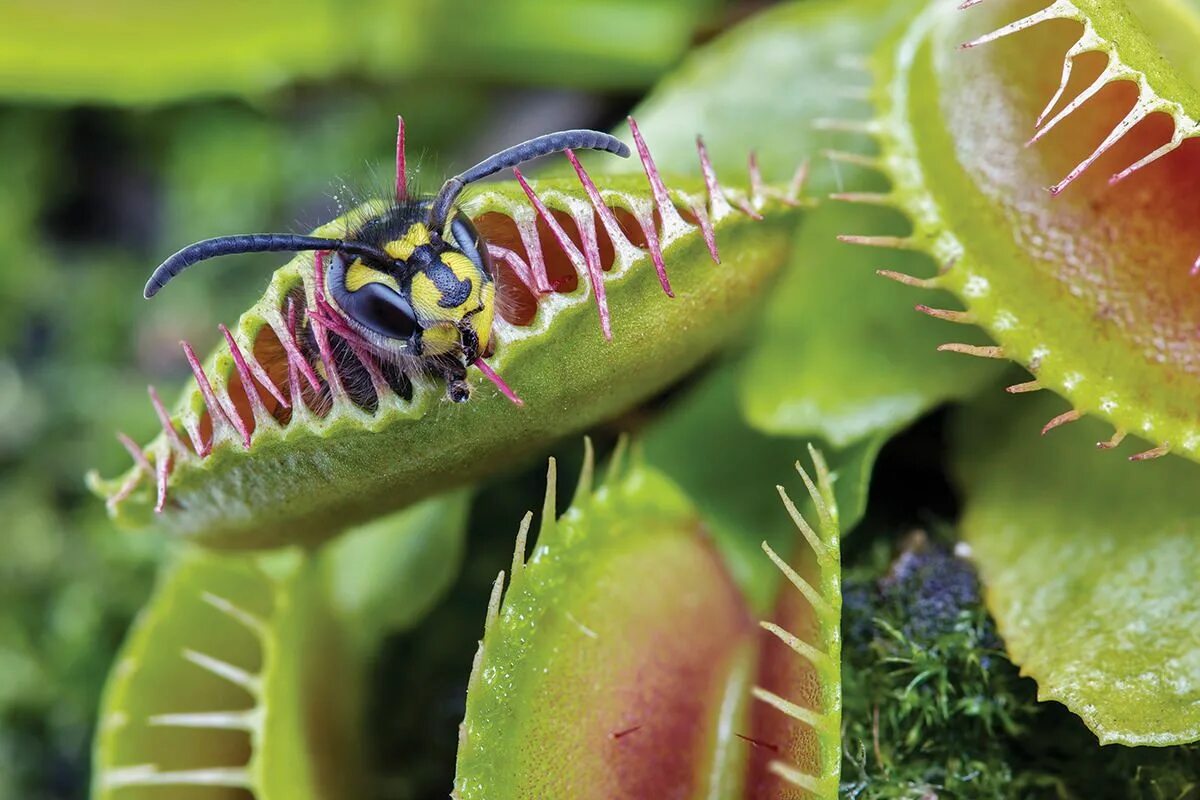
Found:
<box><xmin>345</xmin><ymin>281</ymin><xmax>420</xmax><ymax>341</ymax></box>
<box><xmin>326</xmin><ymin>251</ymin><xmax>420</xmax><ymax>341</ymax></box>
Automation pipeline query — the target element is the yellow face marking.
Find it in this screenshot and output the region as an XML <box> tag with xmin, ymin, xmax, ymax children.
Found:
<box><xmin>473</xmin><ymin>281</ymin><xmax>497</xmax><ymax>352</ymax></box>
<box><xmin>410</xmin><ymin>272</ymin><xmax>455</xmax><ymax>323</ymax></box>
<box><xmin>440</xmin><ymin>251</ymin><xmax>478</xmax><ymax>287</ymax></box>
<box><xmin>344</xmin><ymin>259</ymin><xmax>401</xmax><ymax>292</ymax></box>
<box><xmin>384</xmin><ymin>222</ymin><xmax>431</xmax><ymax>261</ymax></box>
<box><xmin>438</xmin><ymin>252</ymin><xmax>484</xmax><ymax>314</ymax></box>
<box><xmin>419</xmin><ymin>323</ymin><xmax>458</xmax><ymax>356</ymax></box>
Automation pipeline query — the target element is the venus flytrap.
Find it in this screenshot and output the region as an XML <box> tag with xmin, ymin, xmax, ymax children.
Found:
<box><xmin>92</xmin><ymin>492</ymin><xmax>469</xmax><ymax>800</ymax></box>
<box><xmin>746</xmin><ymin>447</ymin><xmax>842</xmax><ymax>799</ymax></box>
<box><xmin>797</xmin><ymin>0</ymin><xmax>1200</xmax><ymax>758</ymax></box>
<box><xmin>844</xmin><ymin>0</ymin><xmax>1200</xmax><ymax>462</ymax></box>
<box><xmin>454</xmin><ymin>442</ymin><xmax>842</xmax><ymax>799</ymax></box>
<box><xmin>955</xmin><ymin>394</ymin><xmax>1200</xmax><ymax>746</ymax></box>
<box><xmin>78</xmin><ymin>2</ymin><xmax>1200</xmax><ymax>794</ymax></box>
<box><xmin>88</xmin><ymin>124</ymin><xmax>807</xmax><ymax>550</ymax></box>
<box><xmin>93</xmin><ymin>550</ymin><xmax>362</xmax><ymax>800</ymax></box>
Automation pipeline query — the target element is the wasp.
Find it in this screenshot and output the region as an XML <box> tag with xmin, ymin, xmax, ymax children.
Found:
<box><xmin>145</xmin><ymin>124</ymin><xmax>630</xmax><ymax>403</ymax></box>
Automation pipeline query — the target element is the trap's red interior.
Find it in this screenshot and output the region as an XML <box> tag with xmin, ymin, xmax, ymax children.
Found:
<box><xmin>473</xmin><ymin>204</ymin><xmax>655</xmax><ymax>326</ymax></box>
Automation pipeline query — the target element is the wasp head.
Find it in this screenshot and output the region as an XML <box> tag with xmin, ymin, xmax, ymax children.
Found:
<box><xmin>325</xmin><ymin>211</ymin><xmax>495</xmax><ymax>372</ymax></box>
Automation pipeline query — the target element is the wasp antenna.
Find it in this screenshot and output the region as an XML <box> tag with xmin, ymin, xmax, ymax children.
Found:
<box><xmin>144</xmin><ymin>234</ymin><xmax>391</xmax><ymax>299</ymax></box>
<box><xmin>427</xmin><ymin>129</ymin><xmax>630</xmax><ymax>233</ymax></box>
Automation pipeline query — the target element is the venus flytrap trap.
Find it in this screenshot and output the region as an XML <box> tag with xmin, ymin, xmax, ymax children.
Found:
<box><xmin>93</xmin><ymin>550</ymin><xmax>361</xmax><ymax>799</ymax></box>
<box><xmin>841</xmin><ymin>0</ymin><xmax>1200</xmax><ymax>462</ymax></box>
<box><xmin>746</xmin><ymin>446</ymin><xmax>842</xmax><ymax>799</ymax></box>
<box><xmin>954</xmin><ymin>394</ymin><xmax>1200</xmax><ymax>746</ymax></box>
<box><xmin>453</xmin><ymin>441</ymin><xmax>842</xmax><ymax>799</ymax></box>
<box><xmin>92</xmin><ymin>492</ymin><xmax>469</xmax><ymax>799</ymax></box>
<box><xmin>454</xmin><ymin>443</ymin><xmax>759</xmax><ymax>800</ymax></box>
<box><xmin>88</xmin><ymin>118</ymin><xmax>807</xmax><ymax>549</ymax></box>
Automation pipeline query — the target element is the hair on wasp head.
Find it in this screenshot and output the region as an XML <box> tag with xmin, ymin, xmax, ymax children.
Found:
<box><xmin>143</xmin><ymin>116</ymin><xmax>630</xmax><ymax>405</ymax></box>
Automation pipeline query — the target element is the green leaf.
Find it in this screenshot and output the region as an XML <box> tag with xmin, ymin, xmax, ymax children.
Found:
<box><xmin>744</xmin><ymin>448</ymin><xmax>843</xmax><ymax>799</ymax></box>
<box><xmin>91</xmin><ymin>490</ymin><xmax>467</xmax><ymax>797</ymax></box>
<box><xmin>610</xmin><ymin>0</ymin><xmax>907</xmax><ymax>186</ymax></box>
<box><xmin>954</xmin><ymin>393</ymin><xmax>1200</xmax><ymax>746</ymax></box>
<box><xmin>90</xmin><ymin>167</ymin><xmax>803</xmax><ymax>548</ymax></box>
<box><xmin>0</xmin><ymin>1</ymin><xmax>346</xmax><ymax>105</ymax></box>
<box><xmin>0</xmin><ymin>0</ymin><xmax>719</xmax><ymax>104</ymax></box>
<box><xmin>741</xmin><ymin>201</ymin><xmax>1002</xmax><ymax>446</ymax></box>
<box><xmin>420</xmin><ymin>0</ymin><xmax>723</xmax><ymax>90</ymax></box>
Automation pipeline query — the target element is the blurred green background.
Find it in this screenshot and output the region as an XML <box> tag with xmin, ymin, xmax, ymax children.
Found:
<box><xmin>0</xmin><ymin>1</ymin><xmax>733</xmax><ymax>796</ymax></box>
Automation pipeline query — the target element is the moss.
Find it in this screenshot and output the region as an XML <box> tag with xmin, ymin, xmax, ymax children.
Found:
<box><xmin>841</xmin><ymin>533</ymin><xmax>1200</xmax><ymax>799</ymax></box>
<box><xmin>842</xmin><ymin>533</ymin><xmax>1040</xmax><ymax>798</ymax></box>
